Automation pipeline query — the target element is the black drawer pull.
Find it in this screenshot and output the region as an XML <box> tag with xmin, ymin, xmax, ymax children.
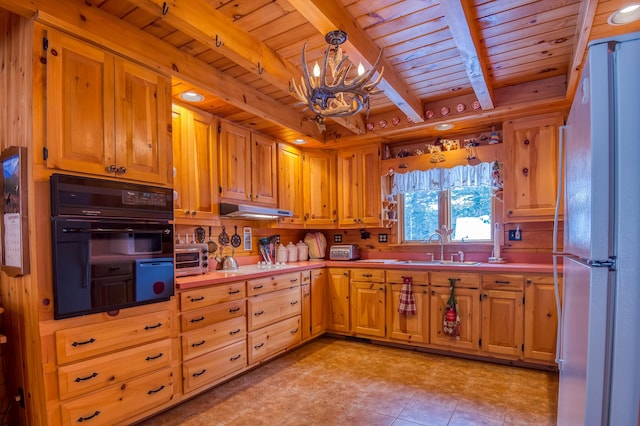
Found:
<box><xmin>254</xmin><ymin>342</ymin><xmax>264</xmax><ymax>349</ymax></box>
<box><xmin>192</xmin><ymin>369</ymin><xmax>206</xmax><ymax>377</ymax></box>
<box><xmin>74</xmin><ymin>372</ymin><xmax>98</xmax><ymax>383</ymax></box>
<box><xmin>230</xmin><ymin>354</ymin><xmax>241</xmax><ymax>361</ymax></box>
<box><xmin>290</xmin><ymin>278</ymin><xmax>298</xmax><ymax>283</ymax></box>
<box><xmin>494</xmin><ymin>280</ymin><xmax>511</xmax><ymax>285</ymax></box>
<box><xmin>77</xmin><ymin>411</ymin><xmax>100</xmax><ymax>422</ymax></box>
<box><xmin>254</xmin><ymin>310</ymin><xmax>264</xmax><ymax>316</ymax></box>
<box><xmin>192</xmin><ymin>340</ymin><xmax>206</xmax><ymax>347</ymax></box>
<box><xmin>228</xmin><ymin>307</ymin><xmax>241</xmax><ymax>313</ymax></box>
<box><xmin>190</xmin><ymin>316</ymin><xmax>205</xmax><ymax>323</ymax></box>
<box><xmin>144</xmin><ymin>323</ymin><xmax>162</xmax><ymax>330</ymax></box>
<box><xmin>362</xmin><ymin>273</ymin><xmax>373</xmax><ymax>278</ymax></box>
<box><xmin>71</xmin><ymin>338</ymin><xmax>96</xmax><ymax>347</ymax></box>
<box><xmin>228</xmin><ymin>289</ymin><xmax>241</xmax><ymax>294</ymax></box>
<box><xmin>290</xmin><ymin>328</ymin><xmax>299</xmax><ymax>334</ymax></box>
<box><xmin>253</xmin><ymin>284</ymin><xmax>264</xmax><ymax>290</ymax></box>
<box><xmin>229</xmin><ymin>329</ymin><xmax>241</xmax><ymax>335</ymax></box>
<box><xmin>190</xmin><ymin>296</ymin><xmax>205</xmax><ymax>302</ymax></box>
<box><xmin>145</xmin><ymin>352</ymin><xmax>164</xmax><ymax>361</ymax></box>
<box><xmin>290</xmin><ymin>300</ymin><xmax>298</xmax><ymax>305</ymax></box>
<box><xmin>147</xmin><ymin>385</ymin><xmax>165</xmax><ymax>395</ymax></box>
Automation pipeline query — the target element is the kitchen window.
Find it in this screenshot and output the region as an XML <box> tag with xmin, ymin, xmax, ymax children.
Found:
<box><xmin>392</xmin><ymin>163</ymin><xmax>498</xmax><ymax>243</ymax></box>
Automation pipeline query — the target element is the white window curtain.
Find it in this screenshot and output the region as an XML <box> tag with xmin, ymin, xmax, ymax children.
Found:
<box><xmin>392</xmin><ymin>162</ymin><xmax>493</xmax><ymax>194</ymax></box>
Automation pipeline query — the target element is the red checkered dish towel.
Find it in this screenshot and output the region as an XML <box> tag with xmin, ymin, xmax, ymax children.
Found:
<box><xmin>398</xmin><ymin>276</ymin><xmax>416</xmax><ymax>315</ymax></box>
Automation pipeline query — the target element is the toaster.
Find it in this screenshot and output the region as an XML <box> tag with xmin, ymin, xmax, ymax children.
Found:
<box><xmin>329</xmin><ymin>244</ymin><xmax>361</xmax><ymax>260</ymax></box>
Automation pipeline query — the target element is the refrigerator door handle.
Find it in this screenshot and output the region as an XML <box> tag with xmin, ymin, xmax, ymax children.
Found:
<box><xmin>553</xmin><ymin>125</ymin><xmax>567</xmax><ymax>365</ymax></box>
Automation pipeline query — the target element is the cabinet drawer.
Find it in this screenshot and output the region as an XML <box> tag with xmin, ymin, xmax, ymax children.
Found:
<box><xmin>60</xmin><ymin>367</ymin><xmax>174</xmax><ymax>426</ymax></box>
<box><xmin>182</xmin><ymin>340</ymin><xmax>246</xmax><ymax>394</ymax></box>
<box><xmin>58</xmin><ymin>338</ymin><xmax>172</xmax><ymax>400</ymax></box>
<box><xmin>247</xmin><ymin>271</ymin><xmax>301</xmax><ymax>296</ymax></box>
<box><xmin>180</xmin><ymin>281</ymin><xmax>245</xmax><ymax>311</ymax></box>
<box><xmin>431</xmin><ymin>271</ymin><xmax>480</xmax><ymax>288</ymax></box>
<box><xmin>248</xmin><ymin>286</ymin><xmax>301</xmax><ymax>331</ymax></box>
<box><xmin>181</xmin><ymin>316</ymin><xmax>246</xmax><ymax>361</ymax></box>
<box><xmin>386</xmin><ymin>270</ymin><xmax>429</xmax><ymax>284</ymax></box>
<box><xmin>55</xmin><ymin>311</ymin><xmax>172</xmax><ymax>364</ymax></box>
<box><xmin>482</xmin><ymin>274</ymin><xmax>524</xmax><ymax>291</ymax></box>
<box><xmin>248</xmin><ymin>315</ymin><xmax>301</xmax><ymax>365</ymax></box>
<box><xmin>181</xmin><ymin>299</ymin><xmax>246</xmax><ymax>332</ymax></box>
<box><xmin>350</xmin><ymin>269</ymin><xmax>385</xmax><ymax>282</ymax></box>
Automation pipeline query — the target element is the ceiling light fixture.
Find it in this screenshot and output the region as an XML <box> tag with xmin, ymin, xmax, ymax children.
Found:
<box><xmin>291</xmin><ymin>30</ymin><xmax>384</xmax><ymax>131</ymax></box>
<box><xmin>435</xmin><ymin>123</ymin><xmax>454</xmax><ymax>131</ymax></box>
<box><xmin>179</xmin><ymin>91</ymin><xmax>204</xmax><ymax>102</ymax></box>
<box><xmin>293</xmin><ymin>138</ymin><xmax>307</xmax><ymax>145</ymax></box>
<box><xmin>608</xmin><ymin>3</ymin><xmax>640</xmax><ymax>25</ymax></box>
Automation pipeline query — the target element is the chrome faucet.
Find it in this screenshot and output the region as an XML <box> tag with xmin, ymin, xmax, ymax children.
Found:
<box><xmin>427</xmin><ymin>232</ymin><xmax>444</xmax><ymax>262</ymax></box>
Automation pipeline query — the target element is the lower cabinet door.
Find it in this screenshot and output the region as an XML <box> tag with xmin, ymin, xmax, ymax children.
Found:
<box><xmin>248</xmin><ymin>316</ymin><xmax>301</xmax><ymax>365</ymax></box>
<box><xmin>182</xmin><ymin>340</ymin><xmax>247</xmax><ymax>393</ymax></box>
<box><xmin>60</xmin><ymin>367</ymin><xmax>175</xmax><ymax>426</ymax></box>
<box><xmin>388</xmin><ymin>284</ymin><xmax>429</xmax><ymax>343</ymax></box>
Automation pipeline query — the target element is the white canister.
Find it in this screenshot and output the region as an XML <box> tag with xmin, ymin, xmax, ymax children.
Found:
<box><xmin>286</xmin><ymin>242</ymin><xmax>298</xmax><ymax>262</ymax></box>
<box><xmin>296</xmin><ymin>240</ymin><xmax>309</xmax><ymax>261</ymax></box>
<box><xmin>276</xmin><ymin>244</ymin><xmax>288</xmax><ymax>264</ymax></box>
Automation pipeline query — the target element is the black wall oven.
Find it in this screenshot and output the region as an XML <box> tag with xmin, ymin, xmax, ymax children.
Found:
<box><xmin>50</xmin><ymin>174</ymin><xmax>174</xmax><ymax>319</ymax></box>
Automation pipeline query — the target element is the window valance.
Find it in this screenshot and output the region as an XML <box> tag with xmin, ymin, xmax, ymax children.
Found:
<box><xmin>392</xmin><ymin>162</ymin><xmax>497</xmax><ymax>194</ymax></box>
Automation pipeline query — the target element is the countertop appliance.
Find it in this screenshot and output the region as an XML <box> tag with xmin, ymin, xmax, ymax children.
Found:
<box><xmin>329</xmin><ymin>244</ymin><xmax>361</xmax><ymax>260</ymax></box>
<box><xmin>554</xmin><ymin>32</ymin><xmax>640</xmax><ymax>425</ymax></box>
<box><xmin>175</xmin><ymin>243</ymin><xmax>208</xmax><ymax>277</ymax></box>
<box><xmin>50</xmin><ymin>174</ymin><xmax>175</xmax><ymax>319</ymax></box>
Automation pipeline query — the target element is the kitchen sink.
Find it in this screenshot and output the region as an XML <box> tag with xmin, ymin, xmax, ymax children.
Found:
<box><xmin>394</xmin><ymin>260</ymin><xmax>481</xmax><ymax>266</ymax></box>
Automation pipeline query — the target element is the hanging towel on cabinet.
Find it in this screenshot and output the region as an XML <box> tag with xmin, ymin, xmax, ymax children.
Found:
<box><xmin>398</xmin><ymin>276</ymin><xmax>416</xmax><ymax>315</ymax></box>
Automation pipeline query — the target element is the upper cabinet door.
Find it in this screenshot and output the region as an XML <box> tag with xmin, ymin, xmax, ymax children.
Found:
<box><xmin>303</xmin><ymin>150</ymin><xmax>337</xmax><ymax>227</ymax></box>
<box><xmin>218</xmin><ymin>120</ymin><xmax>251</xmax><ymax>202</ymax></box>
<box><xmin>278</xmin><ymin>143</ymin><xmax>304</xmax><ymax>226</ymax></box>
<box><xmin>114</xmin><ymin>59</ymin><xmax>170</xmax><ymax>184</ymax></box>
<box><xmin>337</xmin><ymin>145</ymin><xmax>381</xmax><ymax>227</ymax></box>
<box><xmin>250</xmin><ymin>133</ymin><xmax>277</xmax><ymax>206</ymax></box>
<box><xmin>46</xmin><ymin>30</ymin><xmax>115</xmax><ymax>177</ymax></box>
<box><xmin>45</xmin><ymin>29</ymin><xmax>170</xmax><ymax>184</ymax></box>
<box><xmin>503</xmin><ymin>112</ymin><xmax>564</xmax><ymax>221</ymax></box>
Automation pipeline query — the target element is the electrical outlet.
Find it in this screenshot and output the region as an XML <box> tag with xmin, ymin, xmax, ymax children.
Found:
<box><xmin>333</xmin><ymin>234</ymin><xmax>342</xmax><ymax>243</ymax></box>
<box><xmin>508</xmin><ymin>230</ymin><xmax>522</xmax><ymax>241</ymax></box>
<box><xmin>378</xmin><ymin>233</ymin><xmax>388</xmax><ymax>243</ymax></box>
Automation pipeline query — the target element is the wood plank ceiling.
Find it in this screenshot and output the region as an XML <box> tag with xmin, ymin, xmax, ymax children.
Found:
<box><xmin>10</xmin><ymin>0</ymin><xmax>640</xmax><ymax>148</ymax></box>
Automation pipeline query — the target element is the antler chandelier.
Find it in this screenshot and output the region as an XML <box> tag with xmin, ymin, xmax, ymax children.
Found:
<box><xmin>291</xmin><ymin>30</ymin><xmax>384</xmax><ymax>128</ymax></box>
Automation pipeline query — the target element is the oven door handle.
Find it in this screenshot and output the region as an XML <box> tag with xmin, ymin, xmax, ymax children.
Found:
<box><xmin>62</xmin><ymin>228</ymin><xmax>170</xmax><ymax>234</ymax></box>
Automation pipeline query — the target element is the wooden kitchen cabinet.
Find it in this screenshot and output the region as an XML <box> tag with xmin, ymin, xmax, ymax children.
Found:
<box><xmin>218</xmin><ymin>121</ymin><xmax>277</xmax><ymax>207</ymax></box>
<box><xmin>350</xmin><ymin>269</ymin><xmax>386</xmax><ymax>337</ymax></box>
<box><xmin>172</xmin><ymin>105</ymin><xmax>218</xmax><ymax>222</ymax></box>
<box><xmin>278</xmin><ymin>143</ymin><xmax>304</xmax><ymax>226</ymax></box>
<box><xmin>480</xmin><ymin>274</ymin><xmax>524</xmax><ymax>359</ymax></box>
<box><xmin>337</xmin><ymin>145</ymin><xmax>382</xmax><ymax>227</ymax></box>
<box><xmin>45</xmin><ymin>29</ymin><xmax>170</xmax><ymax>184</ymax></box>
<box><xmin>179</xmin><ymin>281</ymin><xmax>247</xmax><ymax>393</ymax></box>
<box><xmin>386</xmin><ymin>270</ymin><xmax>429</xmax><ymax>344</ymax></box>
<box><xmin>247</xmin><ymin>272</ymin><xmax>301</xmax><ymax>364</ymax></box>
<box><xmin>310</xmin><ymin>268</ymin><xmax>327</xmax><ymax>337</ymax></box>
<box><xmin>524</xmin><ymin>275</ymin><xmax>561</xmax><ymax>365</ymax></box>
<box><xmin>429</xmin><ymin>272</ymin><xmax>481</xmax><ymax>352</ymax></box>
<box><xmin>503</xmin><ymin>112</ymin><xmax>564</xmax><ymax>222</ymax></box>
<box><xmin>303</xmin><ymin>150</ymin><xmax>337</xmax><ymax>226</ymax></box>
<box><xmin>326</xmin><ymin>268</ymin><xmax>351</xmax><ymax>333</ymax></box>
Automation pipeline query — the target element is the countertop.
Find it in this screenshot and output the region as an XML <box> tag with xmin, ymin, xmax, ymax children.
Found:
<box><xmin>176</xmin><ymin>259</ymin><xmax>561</xmax><ymax>290</ymax></box>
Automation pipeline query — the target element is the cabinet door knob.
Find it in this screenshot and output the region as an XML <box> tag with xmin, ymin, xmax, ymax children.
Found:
<box><xmin>522</xmin><ymin>167</ymin><xmax>529</xmax><ymax>176</ymax></box>
<box><xmin>524</xmin><ymin>139</ymin><xmax>530</xmax><ymax>145</ymax></box>
<box><xmin>106</xmin><ymin>164</ymin><xmax>117</xmax><ymax>173</ymax></box>
<box><xmin>116</xmin><ymin>166</ymin><xmax>127</xmax><ymax>175</ymax></box>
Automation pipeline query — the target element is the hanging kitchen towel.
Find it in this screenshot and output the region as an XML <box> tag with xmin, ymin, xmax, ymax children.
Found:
<box><xmin>443</xmin><ymin>278</ymin><xmax>461</xmax><ymax>340</ymax></box>
<box><xmin>398</xmin><ymin>276</ymin><xmax>416</xmax><ymax>316</ymax></box>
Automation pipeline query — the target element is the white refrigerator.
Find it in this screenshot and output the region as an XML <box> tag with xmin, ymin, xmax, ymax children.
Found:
<box><xmin>555</xmin><ymin>32</ymin><xmax>640</xmax><ymax>425</ymax></box>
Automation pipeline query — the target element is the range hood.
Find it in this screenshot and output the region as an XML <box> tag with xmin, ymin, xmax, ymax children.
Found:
<box><xmin>219</xmin><ymin>203</ymin><xmax>293</xmax><ymax>220</ymax></box>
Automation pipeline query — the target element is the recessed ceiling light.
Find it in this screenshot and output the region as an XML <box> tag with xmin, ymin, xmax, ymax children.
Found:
<box><xmin>179</xmin><ymin>91</ymin><xmax>204</xmax><ymax>102</ymax></box>
<box><xmin>608</xmin><ymin>4</ymin><xmax>640</xmax><ymax>25</ymax></box>
<box><xmin>434</xmin><ymin>123</ymin><xmax>454</xmax><ymax>131</ymax></box>
<box><xmin>293</xmin><ymin>138</ymin><xmax>307</xmax><ymax>145</ymax></box>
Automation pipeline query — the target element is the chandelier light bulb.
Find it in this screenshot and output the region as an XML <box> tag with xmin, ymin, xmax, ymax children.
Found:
<box><xmin>357</xmin><ymin>62</ymin><xmax>365</xmax><ymax>76</ymax></box>
<box><xmin>313</xmin><ymin>62</ymin><xmax>321</xmax><ymax>77</ymax></box>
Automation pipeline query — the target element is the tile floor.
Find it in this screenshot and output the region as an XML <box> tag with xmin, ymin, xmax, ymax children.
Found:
<box><xmin>137</xmin><ymin>337</ymin><xmax>559</xmax><ymax>426</ymax></box>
